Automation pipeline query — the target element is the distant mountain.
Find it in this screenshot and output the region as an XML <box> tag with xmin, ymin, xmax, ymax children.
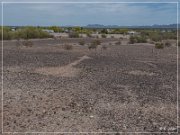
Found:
<box><xmin>85</xmin><ymin>24</ymin><xmax>180</xmax><ymax>29</ymax></box>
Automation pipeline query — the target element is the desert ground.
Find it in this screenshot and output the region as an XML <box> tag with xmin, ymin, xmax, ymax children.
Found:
<box><xmin>1</xmin><ymin>37</ymin><xmax>180</xmax><ymax>134</ymax></box>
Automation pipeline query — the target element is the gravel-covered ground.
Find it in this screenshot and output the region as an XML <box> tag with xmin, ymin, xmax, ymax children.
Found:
<box><xmin>1</xmin><ymin>38</ymin><xmax>180</xmax><ymax>134</ymax></box>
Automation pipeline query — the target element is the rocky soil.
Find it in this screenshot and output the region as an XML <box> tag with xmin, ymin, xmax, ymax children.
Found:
<box><xmin>0</xmin><ymin>38</ymin><xmax>179</xmax><ymax>134</ymax></box>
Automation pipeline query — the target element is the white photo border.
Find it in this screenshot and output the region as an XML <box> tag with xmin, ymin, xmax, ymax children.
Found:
<box><xmin>1</xmin><ymin>1</ymin><xmax>179</xmax><ymax>134</ymax></box>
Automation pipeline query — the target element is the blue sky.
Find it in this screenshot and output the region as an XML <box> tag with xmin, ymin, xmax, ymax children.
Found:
<box><xmin>1</xmin><ymin>0</ymin><xmax>179</xmax><ymax>26</ymax></box>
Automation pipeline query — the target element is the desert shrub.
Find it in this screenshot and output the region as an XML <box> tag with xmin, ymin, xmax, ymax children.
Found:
<box><xmin>136</xmin><ymin>36</ymin><xmax>147</xmax><ymax>43</ymax></box>
<box><xmin>102</xmin><ymin>45</ymin><xmax>107</xmax><ymax>50</ymax></box>
<box><xmin>48</xmin><ymin>26</ymin><xmax>63</xmax><ymax>33</ymax></box>
<box><xmin>15</xmin><ymin>39</ymin><xmax>22</xmax><ymax>48</ymax></box>
<box><xmin>101</xmin><ymin>34</ymin><xmax>107</xmax><ymax>38</ymax></box>
<box><xmin>149</xmin><ymin>33</ymin><xmax>162</xmax><ymax>42</ymax></box>
<box><xmin>88</xmin><ymin>44</ymin><xmax>98</xmax><ymax>50</ymax></box>
<box><xmin>86</xmin><ymin>33</ymin><xmax>92</xmax><ymax>38</ymax></box>
<box><xmin>22</xmin><ymin>40</ymin><xmax>33</xmax><ymax>47</ymax></box>
<box><xmin>101</xmin><ymin>29</ymin><xmax>108</xmax><ymax>34</ymax></box>
<box><xmin>129</xmin><ymin>36</ymin><xmax>136</xmax><ymax>44</ymax></box>
<box><xmin>88</xmin><ymin>40</ymin><xmax>101</xmax><ymax>50</ymax></box>
<box><xmin>92</xmin><ymin>39</ymin><xmax>101</xmax><ymax>45</ymax></box>
<box><xmin>63</xmin><ymin>44</ymin><xmax>73</xmax><ymax>50</ymax></box>
<box><xmin>155</xmin><ymin>42</ymin><xmax>164</xmax><ymax>49</ymax></box>
<box><xmin>0</xmin><ymin>27</ymin><xmax>14</xmax><ymax>40</ymax></box>
<box><xmin>164</xmin><ymin>41</ymin><xmax>171</xmax><ymax>47</ymax></box>
<box><xmin>69</xmin><ymin>32</ymin><xmax>79</xmax><ymax>38</ymax></box>
<box><xmin>129</xmin><ymin>36</ymin><xmax>147</xmax><ymax>44</ymax></box>
<box><xmin>17</xmin><ymin>27</ymin><xmax>52</xmax><ymax>39</ymax></box>
<box><xmin>0</xmin><ymin>27</ymin><xmax>53</xmax><ymax>40</ymax></box>
<box><xmin>79</xmin><ymin>40</ymin><xmax>85</xmax><ymax>46</ymax></box>
<box><xmin>115</xmin><ymin>41</ymin><xmax>122</xmax><ymax>45</ymax></box>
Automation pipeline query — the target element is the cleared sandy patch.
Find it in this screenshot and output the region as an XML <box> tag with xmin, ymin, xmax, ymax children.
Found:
<box><xmin>34</xmin><ymin>55</ymin><xmax>91</xmax><ymax>77</ymax></box>
<box><xmin>129</xmin><ymin>70</ymin><xmax>156</xmax><ymax>76</ymax></box>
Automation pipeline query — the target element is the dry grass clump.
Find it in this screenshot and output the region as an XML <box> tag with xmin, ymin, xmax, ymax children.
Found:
<box><xmin>101</xmin><ymin>34</ymin><xmax>107</xmax><ymax>38</ymax></box>
<box><xmin>16</xmin><ymin>40</ymin><xmax>34</xmax><ymax>48</ymax></box>
<box><xmin>63</xmin><ymin>44</ymin><xmax>73</xmax><ymax>50</ymax></box>
<box><xmin>79</xmin><ymin>40</ymin><xmax>85</xmax><ymax>46</ymax></box>
<box><xmin>102</xmin><ymin>45</ymin><xmax>107</xmax><ymax>50</ymax></box>
<box><xmin>115</xmin><ymin>41</ymin><xmax>122</xmax><ymax>45</ymax></box>
<box><xmin>88</xmin><ymin>40</ymin><xmax>101</xmax><ymax>50</ymax></box>
<box><xmin>164</xmin><ymin>41</ymin><xmax>171</xmax><ymax>47</ymax></box>
<box><xmin>22</xmin><ymin>40</ymin><xmax>33</xmax><ymax>47</ymax></box>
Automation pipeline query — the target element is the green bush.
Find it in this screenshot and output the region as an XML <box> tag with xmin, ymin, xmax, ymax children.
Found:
<box><xmin>155</xmin><ymin>42</ymin><xmax>164</xmax><ymax>49</ymax></box>
<box><xmin>129</xmin><ymin>36</ymin><xmax>147</xmax><ymax>44</ymax></box>
<box><xmin>0</xmin><ymin>26</ymin><xmax>53</xmax><ymax>40</ymax></box>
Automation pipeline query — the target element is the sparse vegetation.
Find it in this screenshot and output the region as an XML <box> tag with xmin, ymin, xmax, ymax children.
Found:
<box><xmin>88</xmin><ymin>40</ymin><xmax>101</xmax><ymax>50</ymax></box>
<box><xmin>63</xmin><ymin>44</ymin><xmax>73</xmax><ymax>50</ymax></box>
<box><xmin>0</xmin><ymin>26</ymin><xmax>53</xmax><ymax>40</ymax></box>
<box><xmin>92</xmin><ymin>39</ymin><xmax>101</xmax><ymax>45</ymax></box>
<box><xmin>101</xmin><ymin>34</ymin><xmax>107</xmax><ymax>38</ymax></box>
<box><xmin>88</xmin><ymin>44</ymin><xmax>98</xmax><ymax>50</ymax></box>
<box><xmin>164</xmin><ymin>41</ymin><xmax>171</xmax><ymax>47</ymax></box>
<box><xmin>79</xmin><ymin>40</ymin><xmax>85</xmax><ymax>46</ymax></box>
<box><xmin>69</xmin><ymin>32</ymin><xmax>79</xmax><ymax>38</ymax></box>
<box><xmin>102</xmin><ymin>45</ymin><xmax>107</xmax><ymax>50</ymax></box>
<box><xmin>129</xmin><ymin>36</ymin><xmax>136</xmax><ymax>44</ymax></box>
<box><xmin>86</xmin><ymin>33</ymin><xmax>92</xmax><ymax>38</ymax></box>
<box><xmin>155</xmin><ymin>42</ymin><xmax>164</xmax><ymax>49</ymax></box>
<box><xmin>115</xmin><ymin>41</ymin><xmax>122</xmax><ymax>45</ymax></box>
<box><xmin>22</xmin><ymin>40</ymin><xmax>33</xmax><ymax>47</ymax></box>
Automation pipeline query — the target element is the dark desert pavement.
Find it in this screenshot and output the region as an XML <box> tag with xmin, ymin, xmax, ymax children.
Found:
<box><xmin>1</xmin><ymin>39</ymin><xmax>180</xmax><ymax>134</ymax></box>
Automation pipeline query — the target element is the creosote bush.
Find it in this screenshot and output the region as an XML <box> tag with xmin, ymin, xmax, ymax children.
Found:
<box><xmin>155</xmin><ymin>42</ymin><xmax>164</xmax><ymax>49</ymax></box>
